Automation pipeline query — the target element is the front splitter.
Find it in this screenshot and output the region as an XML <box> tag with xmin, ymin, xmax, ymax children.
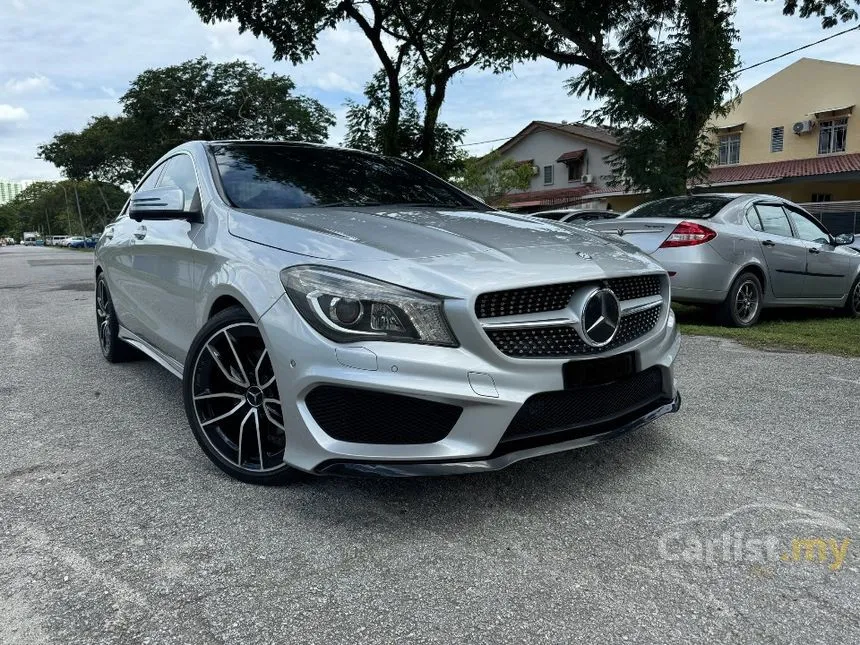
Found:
<box><xmin>315</xmin><ymin>392</ymin><xmax>681</xmax><ymax>477</ymax></box>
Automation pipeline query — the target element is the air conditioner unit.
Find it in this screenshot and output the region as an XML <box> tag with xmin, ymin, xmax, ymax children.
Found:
<box><xmin>793</xmin><ymin>120</ymin><xmax>815</xmax><ymax>135</ymax></box>
<box><xmin>581</xmin><ymin>174</ymin><xmax>594</xmax><ymax>184</ymax></box>
<box><xmin>531</xmin><ymin>165</ymin><xmax>540</xmax><ymax>176</ymax></box>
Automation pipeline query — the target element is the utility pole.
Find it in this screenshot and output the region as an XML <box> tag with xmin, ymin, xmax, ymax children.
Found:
<box><xmin>58</xmin><ymin>182</ymin><xmax>72</xmax><ymax>234</ymax></box>
<box><xmin>44</xmin><ymin>207</ymin><xmax>52</xmax><ymax>238</ymax></box>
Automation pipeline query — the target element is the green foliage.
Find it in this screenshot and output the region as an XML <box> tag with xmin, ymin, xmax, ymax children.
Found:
<box><xmin>452</xmin><ymin>151</ymin><xmax>533</xmax><ymax>204</ymax></box>
<box><xmin>343</xmin><ymin>72</ymin><xmax>467</xmax><ymax>178</ymax></box>
<box><xmin>39</xmin><ymin>57</ymin><xmax>334</xmax><ymax>185</ymax></box>
<box><xmin>467</xmin><ymin>0</ymin><xmax>860</xmax><ymax>197</ymax></box>
<box><xmin>568</xmin><ymin>0</ymin><xmax>740</xmax><ymax>197</ymax></box>
<box><xmin>187</xmin><ymin>0</ymin><xmax>526</xmax><ymax>165</ymax></box>
<box><xmin>0</xmin><ymin>181</ymin><xmax>128</xmax><ymax>238</ymax></box>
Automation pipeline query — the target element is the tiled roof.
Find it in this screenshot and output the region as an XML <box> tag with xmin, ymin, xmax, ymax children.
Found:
<box><xmin>503</xmin><ymin>185</ymin><xmax>596</xmax><ymax>207</ymax></box>
<box><xmin>706</xmin><ymin>153</ymin><xmax>860</xmax><ymax>184</ymax></box>
<box><xmin>496</xmin><ymin>121</ymin><xmax>617</xmax><ymax>156</ymax></box>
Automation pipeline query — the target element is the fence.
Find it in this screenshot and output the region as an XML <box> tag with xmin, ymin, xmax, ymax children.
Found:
<box><xmin>798</xmin><ymin>200</ymin><xmax>860</xmax><ymax>235</ymax></box>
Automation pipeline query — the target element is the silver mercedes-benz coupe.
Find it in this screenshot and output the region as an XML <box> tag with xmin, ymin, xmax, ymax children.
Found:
<box><xmin>94</xmin><ymin>141</ymin><xmax>681</xmax><ymax>484</ymax></box>
<box><xmin>588</xmin><ymin>194</ymin><xmax>860</xmax><ymax>327</ymax></box>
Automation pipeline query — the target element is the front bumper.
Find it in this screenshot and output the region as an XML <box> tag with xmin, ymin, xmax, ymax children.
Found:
<box><xmin>258</xmin><ymin>294</ymin><xmax>682</xmax><ymax>476</ymax></box>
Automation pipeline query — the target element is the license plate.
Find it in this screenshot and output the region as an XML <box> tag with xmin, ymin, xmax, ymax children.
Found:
<box><xmin>563</xmin><ymin>352</ymin><xmax>635</xmax><ymax>389</ymax></box>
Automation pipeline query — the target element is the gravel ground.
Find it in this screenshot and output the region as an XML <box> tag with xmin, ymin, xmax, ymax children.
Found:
<box><xmin>1</xmin><ymin>244</ymin><xmax>858</xmax><ymax>645</ymax></box>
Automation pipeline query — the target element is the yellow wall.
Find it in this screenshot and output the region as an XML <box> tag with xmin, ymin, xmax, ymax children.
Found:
<box><xmin>710</xmin><ymin>58</ymin><xmax>860</xmax><ymax>165</ymax></box>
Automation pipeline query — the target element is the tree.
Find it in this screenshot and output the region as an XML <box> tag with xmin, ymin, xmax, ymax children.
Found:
<box><xmin>343</xmin><ymin>72</ymin><xmax>467</xmax><ymax>178</ymax></box>
<box><xmin>466</xmin><ymin>0</ymin><xmax>860</xmax><ymax>196</ymax></box>
<box><xmin>39</xmin><ymin>57</ymin><xmax>334</xmax><ymax>185</ymax></box>
<box><xmin>452</xmin><ymin>151</ymin><xmax>534</xmax><ymax>205</ymax></box>
<box><xmin>0</xmin><ymin>181</ymin><xmax>128</xmax><ymax>239</ymax></box>
<box><xmin>187</xmin><ymin>0</ymin><xmax>525</xmax><ymax>166</ymax></box>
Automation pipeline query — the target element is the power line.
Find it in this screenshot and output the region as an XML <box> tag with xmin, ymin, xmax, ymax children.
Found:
<box><xmin>456</xmin><ymin>24</ymin><xmax>860</xmax><ymax>148</ymax></box>
<box><xmin>735</xmin><ymin>23</ymin><xmax>860</xmax><ymax>74</ymax></box>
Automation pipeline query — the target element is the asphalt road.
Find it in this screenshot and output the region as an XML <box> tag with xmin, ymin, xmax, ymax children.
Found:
<box><xmin>1</xmin><ymin>244</ymin><xmax>858</xmax><ymax>645</ymax></box>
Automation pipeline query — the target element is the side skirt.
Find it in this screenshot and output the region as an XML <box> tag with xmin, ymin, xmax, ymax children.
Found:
<box><xmin>117</xmin><ymin>326</ymin><xmax>184</xmax><ymax>379</ymax></box>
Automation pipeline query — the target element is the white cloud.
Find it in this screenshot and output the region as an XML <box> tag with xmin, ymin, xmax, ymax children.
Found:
<box><xmin>4</xmin><ymin>74</ymin><xmax>55</xmax><ymax>94</ymax></box>
<box><xmin>100</xmin><ymin>86</ymin><xmax>117</xmax><ymax>98</ymax></box>
<box><xmin>0</xmin><ymin>104</ymin><xmax>29</xmax><ymax>122</ymax></box>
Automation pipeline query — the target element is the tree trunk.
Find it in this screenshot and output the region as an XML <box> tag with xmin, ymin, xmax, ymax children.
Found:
<box><xmin>419</xmin><ymin>74</ymin><xmax>447</xmax><ymax>165</ymax></box>
<box><xmin>382</xmin><ymin>66</ymin><xmax>402</xmax><ymax>157</ymax></box>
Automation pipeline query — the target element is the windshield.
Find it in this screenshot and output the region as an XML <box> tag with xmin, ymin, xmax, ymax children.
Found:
<box><xmin>623</xmin><ymin>196</ymin><xmax>733</xmax><ymax>219</ymax></box>
<box><xmin>210</xmin><ymin>143</ymin><xmax>482</xmax><ymax>210</ymax></box>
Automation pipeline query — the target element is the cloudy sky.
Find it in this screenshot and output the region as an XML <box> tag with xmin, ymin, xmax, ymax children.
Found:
<box><xmin>1</xmin><ymin>0</ymin><xmax>858</xmax><ymax>181</ymax></box>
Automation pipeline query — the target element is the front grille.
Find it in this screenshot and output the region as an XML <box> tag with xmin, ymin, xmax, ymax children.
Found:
<box><xmin>305</xmin><ymin>386</ymin><xmax>462</xmax><ymax>444</ymax></box>
<box><xmin>501</xmin><ymin>367</ymin><xmax>665</xmax><ymax>444</ymax></box>
<box><xmin>486</xmin><ymin>305</ymin><xmax>662</xmax><ymax>358</ymax></box>
<box><xmin>476</xmin><ymin>274</ymin><xmax>661</xmax><ymax>319</ymax></box>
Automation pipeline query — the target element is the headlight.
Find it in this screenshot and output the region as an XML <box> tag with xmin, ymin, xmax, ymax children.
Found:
<box><xmin>280</xmin><ymin>266</ymin><xmax>458</xmax><ymax>346</ymax></box>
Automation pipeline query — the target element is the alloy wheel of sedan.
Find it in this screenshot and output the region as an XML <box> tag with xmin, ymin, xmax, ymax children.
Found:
<box><xmin>735</xmin><ymin>280</ymin><xmax>760</xmax><ymax>324</ymax></box>
<box><xmin>96</xmin><ymin>279</ymin><xmax>112</xmax><ymax>356</ymax></box>
<box><xmin>185</xmin><ymin>311</ymin><xmax>296</xmax><ymax>484</ymax></box>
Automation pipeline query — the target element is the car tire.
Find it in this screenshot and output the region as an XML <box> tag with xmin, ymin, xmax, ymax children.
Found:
<box><xmin>96</xmin><ymin>273</ymin><xmax>138</xmax><ymax>363</ymax></box>
<box><xmin>183</xmin><ymin>306</ymin><xmax>301</xmax><ymax>485</ymax></box>
<box><xmin>845</xmin><ymin>276</ymin><xmax>860</xmax><ymax>318</ymax></box>
<box><xmin>719</xmin><ymin>271</ymin><xmax>763</xmax><ymax>327</ymax></box>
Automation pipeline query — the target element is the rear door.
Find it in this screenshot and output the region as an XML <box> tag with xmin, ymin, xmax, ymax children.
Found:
<box><xmin>752</xmin><ymin>203</ymin><xmax>807</xmax><ymax>298</ymax></box>
<box><xmin>784</xmin><ymin>206</ymin><xmax>851</xmax><ymax>298</ymax></box>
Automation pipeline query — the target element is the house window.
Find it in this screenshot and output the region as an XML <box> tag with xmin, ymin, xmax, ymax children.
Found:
<box><xmin>543</xmin><ymin>165</ymin><xmax>554</xmax><ymax>185</ymax></box>
<box><xmin>811</xmin><ymin>193</ymin><xmax>832</xmax><ymax>203</ymax></box>
<box><xmin>770</xmin><ymin>126</ymin><xmax>784</xmax><ymax>153</ymax></box>
<box><xmin>818</xmin><ymin>118</ymin><xmax>847</xmax><ymax>154</ymax></box>
<box><xmin>566</xmin><ymin>160</ymin><xmax>583</xmax><ymax>182</ymax></box>
<box><xmin>718</xmin><ymin>133</ymin><xmax>740</xmax><ymax>165</ymax></box>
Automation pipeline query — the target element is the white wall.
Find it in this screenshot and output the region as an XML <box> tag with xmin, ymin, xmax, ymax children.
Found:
<box><xmin>498</xmin><ymin>129</ymin><xmax>616</xmax><ymax>193</ymax></box>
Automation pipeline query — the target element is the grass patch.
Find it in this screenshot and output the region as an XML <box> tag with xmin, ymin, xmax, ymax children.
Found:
<box><xmin>673</xmin><ymin>304</ymin><xmax>860</xmax><ymax>357</ymax></box>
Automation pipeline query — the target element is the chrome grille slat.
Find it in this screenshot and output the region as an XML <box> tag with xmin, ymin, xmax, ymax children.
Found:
<box><xmin>476</xmin><ymin>274</ymin><xmax>665</xmax><ymax>358</ymax></box>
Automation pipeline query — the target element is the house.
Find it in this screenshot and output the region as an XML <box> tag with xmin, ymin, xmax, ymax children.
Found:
<box><xmin>492</xmin><ymin>121</ymin><xmax>618</xmax><ymax>212</ymax></box>
<box><xmin>595</xmin><ymin>58</ymin><xmax>860</xmax><ymax>231</ymax></box>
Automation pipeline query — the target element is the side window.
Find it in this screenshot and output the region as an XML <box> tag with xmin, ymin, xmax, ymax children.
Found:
<box><xmin>786</xmin><ymin>208</ymin><xmax>830</xmax><ymax>244</ymax></box>
<box><xmin>158</xmin><ymin>154</ymin><xmax>200</xmax><ymax>212</ymax></box>
<box><xmin>755</xmin><ymin>204</ymin><xmax>792</xmax><ymax>238</ymax></box>
<box><xmin>745</xmin><ymin>209</ymin><xmax>763</xmax><ymax>232</ymax></box>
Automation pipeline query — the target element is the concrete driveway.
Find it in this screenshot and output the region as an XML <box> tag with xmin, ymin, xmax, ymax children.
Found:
<box><xmin>1</xmin><ymin>245</ymin><xmax>858</xmax><ymax>644</ymax></box>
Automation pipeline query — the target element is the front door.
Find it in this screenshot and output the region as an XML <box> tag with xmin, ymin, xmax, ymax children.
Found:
<box><xmin>123</xmin><ymin>153</ymin><xmax>203</xmax><ymax>362</ymax></box>
<box><xmin>785</xmin><ymin>207</ymin><xmax>851</xmax><ymax>298</ymax></box>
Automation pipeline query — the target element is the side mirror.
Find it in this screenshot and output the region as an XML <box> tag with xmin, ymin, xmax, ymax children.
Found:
<box><xmin>129</xmin><ymin>187</ymin><xmax>199</xmax><ymax>222</ymax></box>
<box><xmin>834</xmin><ymin>232</ymin><xmax>856</xmax><ymax>246</ymax></box>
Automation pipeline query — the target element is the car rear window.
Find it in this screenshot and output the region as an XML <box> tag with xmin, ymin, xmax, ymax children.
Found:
<box><xmin>623</xmin><ymin>196</ymin><xmax>734</xmax><ymax>219</ymax></box>
<box><xmin>209</xmin><ymin>143</ymin><xmax>482</xmax><ymax>210</ymax></box>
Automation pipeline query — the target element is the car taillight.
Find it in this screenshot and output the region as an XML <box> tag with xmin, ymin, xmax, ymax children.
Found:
<box><xmin>659</xmin><ymin>221</ymin><xmax>717</xmax><ymax>248</ymax></box>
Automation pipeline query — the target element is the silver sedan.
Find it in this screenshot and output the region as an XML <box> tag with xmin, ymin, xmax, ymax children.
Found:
<box><xmin>93</xmin><ymin>141</ymin><xmax>681</xmax><ymax>484</ymax></box>
<box><xmin>588</xmin><ymin>194</ymin><xmax>860</xmax><ymax>326</ymax></box>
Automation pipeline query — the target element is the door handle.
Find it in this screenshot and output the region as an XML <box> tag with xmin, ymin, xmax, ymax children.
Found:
<box><xmin>133</xmin><ymin>225</ymin><xmax>147</xmax><ymax>240</ymax></box>
<box><xmin>762</xmin><ymin>240</ymin><xmax>776</xmax><ymax>247</ymax></box>
<box><xmin>808</xmin><ymin>247</ymin><xmax>820</xmax><ymax>254</ymax></box>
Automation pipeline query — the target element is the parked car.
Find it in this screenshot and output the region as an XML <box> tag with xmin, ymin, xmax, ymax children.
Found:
<box><xmin>533</xmin><ymin>208</ymin><xmax>619</xmax><ymax>223</ymax></box>
<box><xmin>48</xmin><ymin>235</ymin><xmax>69</xmax><ymax>246</ymax></box>
<box><xmin>66</xmin><ymin>236</ymin><xmax>87</xmax><ymax>248</ymax></box>
<box><xmin>587</xmin><ymin>194</ymin><xmax>860</xmax><ymax>326</ymax></box>
<box><xmin>94</xmin><ymin>141</ymin><xmax>681</xmax><ymax>484</ymax></box>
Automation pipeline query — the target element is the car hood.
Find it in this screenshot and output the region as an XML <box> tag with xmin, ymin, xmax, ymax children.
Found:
<box><xmin>228</xmin><ymin>205</ymin><xmax>654</xmax><ymax>265</ymax></box>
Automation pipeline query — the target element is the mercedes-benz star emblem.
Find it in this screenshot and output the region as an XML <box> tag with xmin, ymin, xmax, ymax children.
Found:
<box><xmin>616</xmin><ymin>228</ymin><xmax>625</xmax><ymax>236</ymax></box>
<box><xmin>576</xmin><ymin>251</ymin><xmax>592</xmax><ymax>260</ymax></box>
<box><xmin>245</xmin><ymin>386</ymin><xmax>264</xmax><ymax>408</ymax></box>
<box><xmin>580</xmin><ymin>288</ymin><xmax>621</xmax><ymax>347</ymax></box>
